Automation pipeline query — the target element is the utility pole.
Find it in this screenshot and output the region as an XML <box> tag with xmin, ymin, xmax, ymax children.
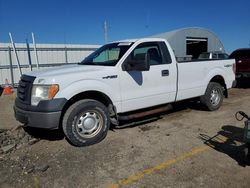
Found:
<box><xmin>104</xmin><ymin>20</ymin><xmax>108</xmax><ymax>44</ymax></box>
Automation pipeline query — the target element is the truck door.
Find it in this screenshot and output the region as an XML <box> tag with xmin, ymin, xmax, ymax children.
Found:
<box><xmin>119</xmin><ymin>41</ymin><xmax>177</xmax><ymax>113</ymax></box>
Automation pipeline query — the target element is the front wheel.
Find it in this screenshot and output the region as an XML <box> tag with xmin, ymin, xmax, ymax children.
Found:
<box><xmin>200</xmin><ymin>82</ymin><xmax>224</xmax><ymax>111</ymax></box>
<box><xmin>62</xmin><ymin>99</ymin><xmax>110</xmax><ymax>146</ymax></box>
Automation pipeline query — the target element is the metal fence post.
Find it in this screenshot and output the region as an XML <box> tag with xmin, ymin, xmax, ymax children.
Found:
<box><xmin>9</xmin><ymin>32</ymin><xmax>22</xmax><ymax>75</ymax></box>
<box><xmin>65</xmin><ymin>46</ymin><xmax>68</xmax><ymax>63</ymax></box>
<box><xmin>32</xmin><ymin>32</ymin><xmax>39</xmax><ymax>69</ymax></box>
<box><xmin>8</xmin><ymin>46</ymin><xmax>15</xmax><ymax>88</ymax></box>
<box><xmin>26</xmin><ymin>39</ymin><xmax>32</xmax><ymax>71</ymax></box>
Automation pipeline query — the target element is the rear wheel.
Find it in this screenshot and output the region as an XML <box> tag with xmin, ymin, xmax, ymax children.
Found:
<box><xmin>62</xmin><ymin>99</ymin><xmax>110</xmax><ymax>146</ymax></box>
<box><xmin>244</xmin><ymin>145</ymin><xmax>250</xmax><ymax>165</ymax></box>
<box><xmin>200</xmin><ymin>82</ymin><xmax>224</xmax><ymax>111</ymax></box>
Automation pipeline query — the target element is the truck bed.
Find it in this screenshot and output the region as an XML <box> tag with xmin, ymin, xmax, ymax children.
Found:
<box><xmin>176</xmin><ymin>59</ymin><xmax>235</xmax><ymax>101</ymax></box>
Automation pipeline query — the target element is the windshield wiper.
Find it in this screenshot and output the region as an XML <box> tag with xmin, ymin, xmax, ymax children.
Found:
<box><xmin>78</xmin><ymin>62</ymin><xmax>96</xmax><ymax>65</ymax></box>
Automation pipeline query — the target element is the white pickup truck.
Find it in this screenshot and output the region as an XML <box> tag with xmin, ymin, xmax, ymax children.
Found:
<box><xmin>14</xmin><ymin>38</ymin><xmax>236</xmax><ymax>146</ymax></box>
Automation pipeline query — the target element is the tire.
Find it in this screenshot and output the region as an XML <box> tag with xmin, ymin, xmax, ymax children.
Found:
<box><xmin>62</xmin><ymin>99</ymin><xmax>110</xmax><ymax>146</ymax></box>
<box><xmin>244</xmin><ymin>145</ymin><xmax>250</xmax><ymax>165</ymax></box>
<box><xmin>200</xmin><ymin>82</ymin><xmax>224</xmax><ymax>111</ymax></box>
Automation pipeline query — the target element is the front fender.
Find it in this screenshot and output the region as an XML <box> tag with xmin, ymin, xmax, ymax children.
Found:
<box><xmin>55</xmin><ymin>79</ymin><xmax>120</xmax><ymax>108</ymax></box>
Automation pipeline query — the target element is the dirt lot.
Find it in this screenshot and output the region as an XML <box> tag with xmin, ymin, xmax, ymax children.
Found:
<box><xmin>1</xmin><ymin>85</ymin><xmax>250</xmax><ymax>188</ymax></box>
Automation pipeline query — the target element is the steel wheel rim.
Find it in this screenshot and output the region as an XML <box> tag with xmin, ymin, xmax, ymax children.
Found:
<box><xmin>73</xmin><ymin>110</ymin><xmax>103</xmax><ymax>138</ymax></box>
<box><xmin>210</xmin><ymin>88</ymin><xmax>221</xmax><ymax>106</ymax></box>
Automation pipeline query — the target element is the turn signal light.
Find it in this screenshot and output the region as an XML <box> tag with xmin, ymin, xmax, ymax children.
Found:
<box><xmin>48</xmin><ymin>84</ymin><xmax>59</xmax><ymax>99</ymax></box>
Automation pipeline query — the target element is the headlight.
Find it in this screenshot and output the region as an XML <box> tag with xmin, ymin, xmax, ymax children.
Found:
<box><xmin>31</xmin><ymin>84</ymin><xmax>59</xmax><ymax>106</ymax></box>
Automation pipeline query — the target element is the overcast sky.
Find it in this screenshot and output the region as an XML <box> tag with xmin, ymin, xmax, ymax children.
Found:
<box><xmin>0</xmin><ymin>0</ymin><xmax>249</xmax><ymax>52</ymax></box>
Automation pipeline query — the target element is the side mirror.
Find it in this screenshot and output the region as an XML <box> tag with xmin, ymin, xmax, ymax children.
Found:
<box><xmin>122</xmin><ymin>53</ymin><xmax>150</xmax><ymax>71</ymax></box>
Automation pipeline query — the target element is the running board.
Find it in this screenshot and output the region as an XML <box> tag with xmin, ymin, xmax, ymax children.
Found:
<box><xmin>118</xmin><ymin>104</ymin><xmax>173</xmax><ymax>121</ymax></box>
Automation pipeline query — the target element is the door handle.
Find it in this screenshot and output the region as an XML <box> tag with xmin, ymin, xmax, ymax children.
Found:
<box><xmin>162</xmin><ymin>70</ymin><xmax>169</xmax><ymax>76</ymax></box>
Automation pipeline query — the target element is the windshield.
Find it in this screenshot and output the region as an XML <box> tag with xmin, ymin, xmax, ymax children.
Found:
<box><xmin>79</xmin><ymin>42</ymin><xmax>133</xmax><ymax>66</ymax></box>
<box><xmin>229</xmin><ymin>49</ymin><xmax>250</xmax><ymax>60</ymax></box>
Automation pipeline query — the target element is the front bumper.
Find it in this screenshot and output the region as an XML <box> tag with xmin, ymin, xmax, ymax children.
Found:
<box><xmin>14</xmin><ymin>106</ymin><xmax>62</xmax><ymax>129</ymax></box>
<box><xmin>14</xmin><ymin>98</ymin><xmax>67</xmax><ymax>129</ymax></box>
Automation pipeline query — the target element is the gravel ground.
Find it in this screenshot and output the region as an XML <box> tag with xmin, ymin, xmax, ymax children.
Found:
<box><xmin>0</xmin><ymin>83</ymin><xmax>250</xmax><ymax>188</ymax></box>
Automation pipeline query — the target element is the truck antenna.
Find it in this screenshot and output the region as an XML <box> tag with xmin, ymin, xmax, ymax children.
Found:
<box><xmin>104</xmin><ymin>20</ymin><xmax>108</xmax><ymax>44</ymax></box>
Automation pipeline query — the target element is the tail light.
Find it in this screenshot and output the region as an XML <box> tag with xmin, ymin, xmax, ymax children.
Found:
<box><xmin>233</xmin><ymin>63</ymin><xmax>236</xmax><ymax>73</ymax></box>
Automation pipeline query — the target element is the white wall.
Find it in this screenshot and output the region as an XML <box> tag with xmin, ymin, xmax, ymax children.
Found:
<box><xmin>0</xmin><ymin>43</ymin><xmax>100</xmax><ymax>85</ymax></box>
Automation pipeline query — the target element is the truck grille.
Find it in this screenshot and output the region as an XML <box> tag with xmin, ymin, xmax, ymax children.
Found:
<box><xmin>17</xmin><ymin>75</ymin><xmax>36</xmax><ymax>104</ymax></box>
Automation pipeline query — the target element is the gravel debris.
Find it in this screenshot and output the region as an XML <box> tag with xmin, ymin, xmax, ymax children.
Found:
<box><xmin>0</xmin><ymin>126</ymin><xmax>40</xmax><ymax>154</ymax></box>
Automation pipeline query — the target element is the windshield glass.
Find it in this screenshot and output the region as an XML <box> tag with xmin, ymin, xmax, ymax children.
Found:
<box><xmin>79</xmin><ymin>42</ymin><xmax>133</xmax><ymax>66</ymax></box>
<box><xmin>230</xmin><ymin>49</ymin><xmax>250</xmax><ymax>60</ymax></box>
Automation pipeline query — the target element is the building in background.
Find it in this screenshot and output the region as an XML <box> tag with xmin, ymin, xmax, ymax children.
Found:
<box><xmin>151</xmin><ymin>27</ymin><xmax>225</xmax><ymax>61</ymax></box>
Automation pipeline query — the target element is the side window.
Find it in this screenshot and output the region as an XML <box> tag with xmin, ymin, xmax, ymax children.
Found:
<box><xmin>218</xmin><ymin>53</ymin><xmax>228</xmax><ymax>59</ymax></box>
<box><xmin>230</xmin><ymin>50</ymin><xmax>250</xmax><ymax>60</ymax></box>
<box><xmin>212</xmin><ymin>53</ymin><xmax>217</xmax><ymax>59</ymax></box>
<box><xmin>132</xmin><ymin>42</ymin><xmax>163</xmax><ymax>65</ymax></box>
<box><xmin>241</xmin><ymin>51</ymin><xmax>250</xmax><ymax>59</ymax></box>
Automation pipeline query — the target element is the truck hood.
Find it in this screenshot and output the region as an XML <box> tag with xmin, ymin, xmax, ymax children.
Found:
<box><xmin>27</xmin><ymin>64</ymin><xmax>106</xmax><ymax>78</ymax></box>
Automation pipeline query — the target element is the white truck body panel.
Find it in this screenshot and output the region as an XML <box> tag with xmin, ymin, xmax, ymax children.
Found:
<box><xmin>116</xmin><ymin>38</ymin><xmax>178</xmax><ymax>112</ymax></box>
<box><xmin>29</xmin><ymin>65</ymin><xmax>123</xmax><ymax>112</ymax></box>
<box><xmin>119</xmin><ymin>64</ymin><xmax>177</xmax><ymax>112</ymax></box>
<box><xmin>176</xmin><ymin>59</ymin><xmax>235</xmax><ymax>101</ymax></box>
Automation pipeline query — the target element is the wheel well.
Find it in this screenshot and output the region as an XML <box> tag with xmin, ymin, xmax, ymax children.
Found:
<box><xmin>59</xmin><ymin>91</ymin><xmax>115</xmax><ymax>128</ymax></box>
<box><xmin>210</xmin><ymin>75</ymin><xmax>228</xmax><ymax>98</ymax></box>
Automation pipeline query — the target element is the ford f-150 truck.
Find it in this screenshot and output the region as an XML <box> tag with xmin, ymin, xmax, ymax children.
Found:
<box><xmin>14</xmin><ymin>38</ymin><xmax>236</xmax><ymax>146</ymax></box>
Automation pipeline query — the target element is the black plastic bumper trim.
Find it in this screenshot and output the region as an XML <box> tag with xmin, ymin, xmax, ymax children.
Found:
<box><xmin>14</xmin><ymin>106</ymin><xmax>61</xmax><ymax>129</ymax></box>
<box><xmin>15</xmin><ymin>98</ymin><xmax>67</xmax><ymax>112</ymax></box>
